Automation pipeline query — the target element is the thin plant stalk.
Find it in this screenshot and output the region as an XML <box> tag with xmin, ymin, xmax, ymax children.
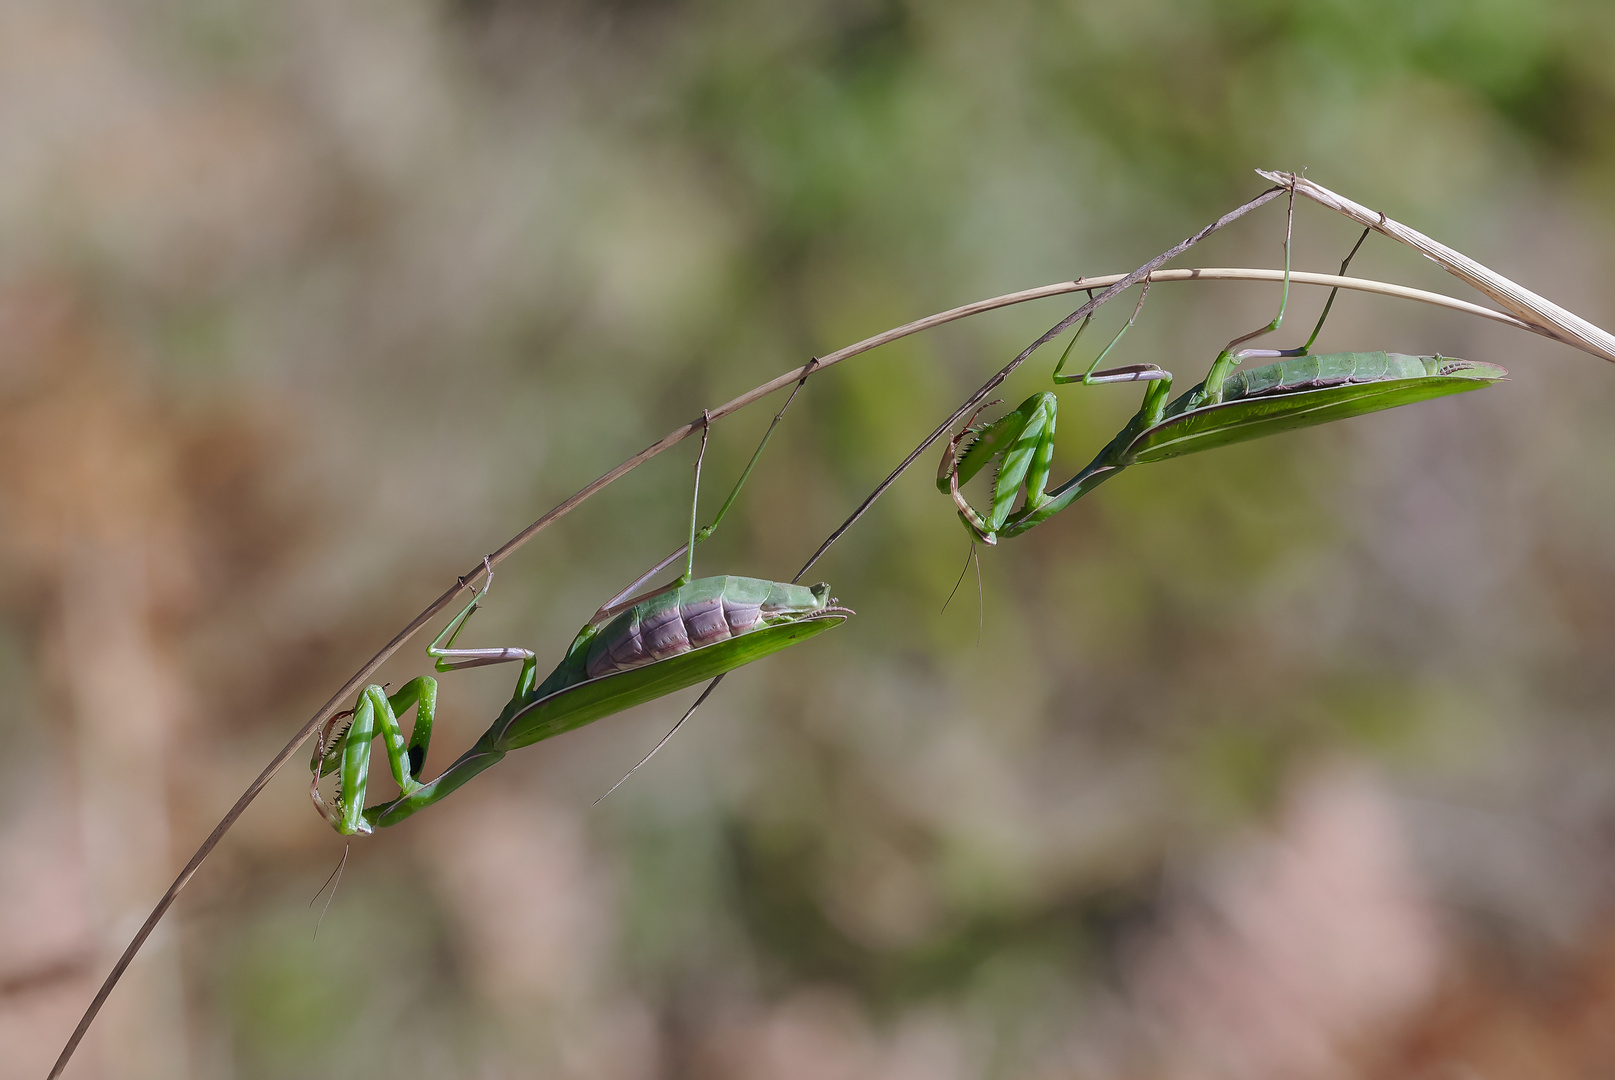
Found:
<box><xmin>1259</xmin><ymin>169</ymin><xmax>1615</xmax><ymax>363</ymax></box>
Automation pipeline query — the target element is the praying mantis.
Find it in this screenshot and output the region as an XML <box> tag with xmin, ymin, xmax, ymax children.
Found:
<box><xmin>940</xmin><ymin>218</ymin><xmax>1509</xmax><ymax>543</ymax></box>
<box><xmin>310</xmin><ymin>393</ymin><xmax>852</xmax><ymax>835</ymax></box>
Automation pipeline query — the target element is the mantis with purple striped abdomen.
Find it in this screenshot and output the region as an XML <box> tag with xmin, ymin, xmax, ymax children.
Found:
<box><xmin>310</xmin><ymin>389</ymin><xmax>852</xmax><ymax>834</ymax></box>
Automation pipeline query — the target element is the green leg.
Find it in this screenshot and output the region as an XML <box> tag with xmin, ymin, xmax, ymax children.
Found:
<box><xmin>1125</xmin><ymin>372</ymin><xmax>1178</xmax><ymax>431</ymax></box>
<box><xmin>427</xmin><ymin>564</ymin><xmax>535</xmax><ymax>674</ymax></box>
<box><xmin>1296</xmin><ymin>225</ymin><xmax>1372</xmax><ymax>353</ymax></box>
<box><xmin>680</xmin><ymin>411</ymin><xmax>713</xmax><ymax>584</ymax></box>
<box><xmin>1051</xmin><ymin>282</ymin><xmax>1168</xmax><ymax>388</ymax></box>
<box><xmin>993</xmin><ymin>370</ymin><xmax>1177</xmax><ymax>538</ymax></box>
<box><xmin>1199</xmin><ymin>212</ymin><xmax>1375</xmax><ymax>408</ymax></box>
<box><xmin>690</xmin><ymin>357</ymin><xmax>818</xmax><ymax>561</ymax></box>
<box><xmin>939</xmin><ymin>282</ymin><xmax>1170</xmax><ymax>543</ymax></box>
<box><xmin>596</xmin><ymin>360</ymin><xmax>820</xmax><ymax>620</ymax></box>
<box><xmin>1196</xmin><ymin>188</ymin><xmax>1298</xmax><ymax>406</ymax></box>
<box><xmin>365</xmin><ymin>744</ymin><xmax>508</xmax><ymax>830</ymax></box>
<box><xmin>385</xmin><ymin>678</ymin><xmax>437</xmax><ymax>786</ymax></box>
<box><xmin>356</xmin><ymin>657</ymin><xmax>541</xmax><ymax>833</ymax></box>
<box><xmin>422</xmin><ymin>563</ymin><xmax>541</xmax><ymax>729</ymax></box>
<box><xmin>311</xmin><ymin>564</ymin><xmax>541</xmax><ymax>836</ymax></box>
<box><xmin>361</xmin><ymin>574</ymin><xmax>546</xmax><ymax>830</ymax></box>
<box><xmin>997</xmin><ymin>459</ymin><xmax>1126</xmax><ymax>537</ymax></box>
<box><xmin>589</xmin><ymin>418</ymin><xmax>717</xmax><ymax>621</ymax></box>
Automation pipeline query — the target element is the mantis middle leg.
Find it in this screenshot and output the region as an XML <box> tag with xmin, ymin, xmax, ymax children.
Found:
<box><xmin>1185</xmin><ymin>190</ymin><xmax>1372</xmax><ymax>407</ymax></box>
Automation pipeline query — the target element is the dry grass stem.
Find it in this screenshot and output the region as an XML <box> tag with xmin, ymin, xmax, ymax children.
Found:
<box><xmin>1085</xmin><ymin>269</ymin><xmax>1538</xmax><ymax>336</ymax></box>
<box><xmin>1259</xmin><ymin>169</ymin><xmax>1615</xmax><ymax>363</ymax></box>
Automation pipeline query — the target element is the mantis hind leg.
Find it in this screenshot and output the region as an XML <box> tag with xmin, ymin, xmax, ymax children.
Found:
<box><xmin>1294</xmin><ymin>224</ymin><xmax>1373</xmax><ymax>353</ymax></box>
<box><xmin>1197</xmin><ymin>186</ymin><xmax>1300</xmax><ymax>405</ymax></box>
<box><xmin>1194</xmin><ymin>191</ymin><xmax>1375</xmax><ymax>409</ymax></box>
<box><xmin>689</xmin><ymin>358</ymin><xmax>821</xmax><ymax>573</ymax></box>
<box><xmin>595</xmin><ymin>358</ymin><xmax>822</xmax><ymax>621</ymax></box>
<box><xmin>684</xmin><ymin>360</ymin><xmax>819</xmax><ymax>578</ymax></box>
<box><xmin>1202</xmin><ymin>210</ymin><xmax>1377</xmax><ymax>406</ymax></box>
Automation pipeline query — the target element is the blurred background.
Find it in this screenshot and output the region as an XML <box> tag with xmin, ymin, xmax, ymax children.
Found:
<box><xmin>5</xmin><ymin>1</ymin><xmax>1615</xmax><ymax>1077</ymax></box>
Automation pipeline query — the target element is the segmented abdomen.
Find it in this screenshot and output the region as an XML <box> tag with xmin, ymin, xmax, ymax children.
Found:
<box><xmin>1222</xmin><ymin>352</ymin><xmax>1464</xmax><ymax>400</ymax></box>
<box><xmin>582</xmin><ymin>576</ymin><xmax>828</xmax><ymax>680</ymax></box>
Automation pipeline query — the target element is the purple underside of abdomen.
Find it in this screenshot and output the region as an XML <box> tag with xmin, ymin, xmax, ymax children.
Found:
<box><xmin>585</xmin><ymin>592</ymin><xmax>765</xmax><ymax>679</ymax></box>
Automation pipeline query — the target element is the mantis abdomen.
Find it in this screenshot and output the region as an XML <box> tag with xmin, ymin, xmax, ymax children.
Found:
<box><xmin>1131</xmin><ymin>351</ymin><xmax>1505</xmax><ymax>466</ymax></box>
<box><xmin>585</xmin><ymin>576</ymin><xmax>835</xmax><ymax>678</ymax></box>
<box><xmin>1220</xmin><ymin>351</ymin><xmax>1491</xmax><ymax>400</ymax></box>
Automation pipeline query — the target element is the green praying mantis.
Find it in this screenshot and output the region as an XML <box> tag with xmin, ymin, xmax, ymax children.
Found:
<box><xmin>310</xmin><ymin>392</ymin><xmax>852</xmax><ymax>835</ymax></box>
<box><xmin>939</xmin><ymin>223</ymin><xmax>1508</xmax><ymax>543</ymax></box>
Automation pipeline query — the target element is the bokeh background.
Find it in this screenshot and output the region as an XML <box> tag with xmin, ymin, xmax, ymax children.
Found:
<box><xmin>5</xmin><ymin>1</ymin><xmax>1615</xmax><ymax>1077</ymax></box>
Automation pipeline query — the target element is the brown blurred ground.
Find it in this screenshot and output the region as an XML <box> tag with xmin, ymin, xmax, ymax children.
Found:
<box><xmin>5</xmin><ymin>1</ymin><xmax>1615</xmax><ymax>1078</ymax></box>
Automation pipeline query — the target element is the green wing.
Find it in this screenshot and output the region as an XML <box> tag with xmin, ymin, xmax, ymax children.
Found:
<box><xmin>1124</xmin><ymin>356</ymin><xmax>1505</xmax><ymax>465</ymax></box>
<box><xmin>494</xmin><ymin>612</ymin><xmax>848</xmax><ymax>750</ymax></box>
